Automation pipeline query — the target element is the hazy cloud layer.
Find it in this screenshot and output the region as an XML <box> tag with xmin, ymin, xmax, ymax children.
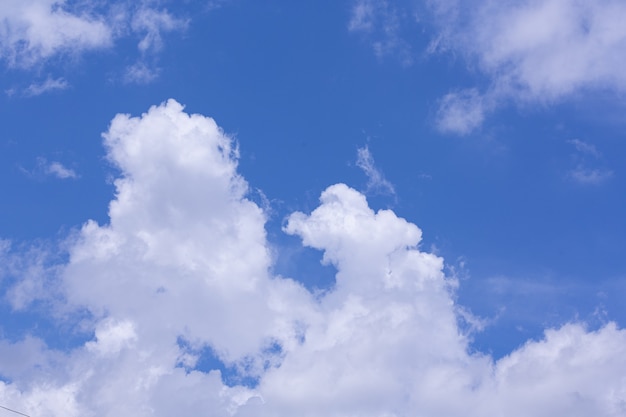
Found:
<box><xmin>348</xmin><ymin>0</ymin><xmax>414</xmax><ymax>65</ymax></box>
<box><xmin>566</xmin><ymin>139</ymin><xmax>613</xmax><ymax>185</ymax></box>
<box><xmin>1</xmin><ymin>101</ymin><xmax>625</xmax><ymax>416</ymax></box>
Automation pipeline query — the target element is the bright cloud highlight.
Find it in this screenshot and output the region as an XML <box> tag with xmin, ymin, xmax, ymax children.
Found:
<box><xmin>1</xmin><ymin>100</ymin><xmax>625</xmax><ymax>417</ymax></box>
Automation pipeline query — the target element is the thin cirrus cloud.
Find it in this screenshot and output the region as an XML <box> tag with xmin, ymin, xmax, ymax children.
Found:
<box><xmin>356</xmin><ymin>145</ymin><xmax>396</xmax><ymax>195</ymax></box>
<box><xmin>568</xmin><ymin>167</ymin><xmax>613</xmax><ymax>185</ymax></box>
<box><xmin>566</xmin><ymin>139</ymin><xmax>613</xmax><ymax>185</ymax></box>
<box><xmin>1</xmin><ymin>100</ymin><xmax>625</xmax><ymax>416</ymax></box>
<box><xmin>22</xmin><ymin>77</ymin><xmax>69</xmax><ymax>97</ymax></box>
<box><xmin>348</xmin><ymin>0</ymin><xmax>414</xmax><ymax>65</ymax></box>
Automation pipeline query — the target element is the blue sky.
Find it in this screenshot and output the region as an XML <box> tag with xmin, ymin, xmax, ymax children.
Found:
<box><xmin>1</xmin><ymin>1</ymin><xmax>626</xmax><ymax>416</ymax></box>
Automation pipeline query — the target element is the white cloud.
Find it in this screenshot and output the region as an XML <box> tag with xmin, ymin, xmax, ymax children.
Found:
<box><xmin>36</xmin><ymin>158</ymin><xmax>78</xmax><ymax>179</ymax></box>
<box><xmin>428</xmin><ymin>0</ymin><xmax>626</xmax><ymax>132</ymax></box>
<box><xmin>356</xmin><ymin>145</ymin><xmax>395</xmax><ymax>195</ymax></box>
<box><xmin>18</xmin><ymin>158</ymin><xmax>78</xmax><ymax>180</ymax></box>
<box><xmin>1</xmin><ymin>100</ymin><xmax>626</xmax><ymax>416</ymax></box>
<box><xmin>0</xmin><ymin>0</ymin><xmax>112</xmax><ymax>68</ymax></box>
<box><xmin>47</xmin><ymin>162</ymin><xmax>77</xmax><ymax>179</ymax></box>
<box><xmin>435</xmin><ymin>88</ymin><xmax>489</xmax><ymax>135</ymax></box>
<box><xmin>131</xmin><ymin>7</ymin><xmax>187</xmax><ymax>54</ymax></box>
<box><xmin>0</xmin><ymin>1</ymin><xmax>186</xmax><ymax>82</ymax></box>
<box><xmin>85</xmin><ymin>319</ymin><xmax>137</xmax><ymax>356</ymax></box>
<box><xmin>23</xmin><ymin>76</ymin><xmax>69</xmax><ymax>96</ymax></box>
<box><xmin>123</xmin><ymin>61</ymin><xmax>159</xmax><ymax>84</ymax></box>
<box><xmin>0</xmin><ymin>240</ymin><xmax>61</xmax><ymax>311</ymax></box>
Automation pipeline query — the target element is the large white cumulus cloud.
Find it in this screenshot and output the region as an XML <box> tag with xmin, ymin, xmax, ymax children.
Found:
<box><xmin>1</xmin><ymin>100</ymin><xmax>626</xmax><ymax>416</ymax></box>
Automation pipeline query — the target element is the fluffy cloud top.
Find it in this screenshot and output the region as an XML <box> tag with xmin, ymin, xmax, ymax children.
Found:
<box><xmin>1</xmin><ymin>100</ymin><xmax>625</xmax><ymax>416</ymax></box>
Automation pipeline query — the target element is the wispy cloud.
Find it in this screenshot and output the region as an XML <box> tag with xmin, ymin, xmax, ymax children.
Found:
<box><xmin>30</xmin><ymin>157</ymin><xmax>78</xmax><ymax>179</ymax></box>
<box><xmin>123</xmin><ymin>62</ymin><xmax>160</xmax><ymax>84</ymax></box>
<box><xmin>566</xmin><ymin>139</ymin><xmax>612</xmax><ymax>185</ymax></box>
<box><xmin>568</xmin><ymin>166</ymin><xmax>613</xmax><ymax>185</ymax></box>
<box><xmin>23</xmin><ymin>77</ymin><xmax>69</xmax><ymax>97</ymax></box>
<box><xmin>348</xmin><ymin>0</ymin><xmax>414</xmax><ymax>65</ymax></box>
<box><xmin>131</xmin><ymin>7</ymin><xmax>188</xmax><ymax>54</ymax></box>
<box><xmin>46</xmin><ymin>161</ymin><xmax>77</xmax><ymax>179</ymax></box>
<box><xmin>352</xmin><ymin>0</ymin><xmax>626</xmax><ymax>134</ymax></box>
<box><xmin>429</xmin><ymin>0</ymin><xmax>626</xmax><ymax>133</ymax></box>
<box><xmin>0</xmin><ymin>1</ymin><xmax>188</xmax><ymax>84</ymax></box>
<box><xmin>356</xmin><ymin>145</ymin><xmax>395</xmax><ymax>195</ymax></box>
<box><xmin>435</xmin><ymin>88</ymin><xmax>490</xmax><ymax>135</ymax></box>
<box><xmin>568</xmin><ymin>139</ymin><xmax>601</xmax><ymax>158</ymax></box>
<box><xmin>348</xmin><ymin>0</ymin><xmax>377</xmax><ymax>32</ymax></box>
<box><xmin>0</xmin><ymin>1</ymin><xmax>112</xmax><ymax>68</ymax></box>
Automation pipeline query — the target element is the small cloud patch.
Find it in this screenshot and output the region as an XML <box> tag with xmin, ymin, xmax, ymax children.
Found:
<box><xmin>356</xmin><ymin>145</ymin><xmax>395</xmax><ymax>195</ymax></box>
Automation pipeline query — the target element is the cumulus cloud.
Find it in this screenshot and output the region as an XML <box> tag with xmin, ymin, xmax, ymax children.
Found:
<box><xmin>356</xmin><ymin>145</ymin><xmax>395</xmax><ymax>195</ymax></box>
<box><xmin>1</xmin><ymin>100</ymin><xmax>625</xmax><ymax>416</ymax></box>
<box><xmin>427</xmin><ymin>0</ymin><xmax>626</xmax><ymax>132</ymax></box>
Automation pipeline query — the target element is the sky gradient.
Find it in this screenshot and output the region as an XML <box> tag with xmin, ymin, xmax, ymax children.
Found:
<box><xmin>1</xmin><ymin>1</ymin><xmax>626</xmax><ymax>416</ymax></box>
